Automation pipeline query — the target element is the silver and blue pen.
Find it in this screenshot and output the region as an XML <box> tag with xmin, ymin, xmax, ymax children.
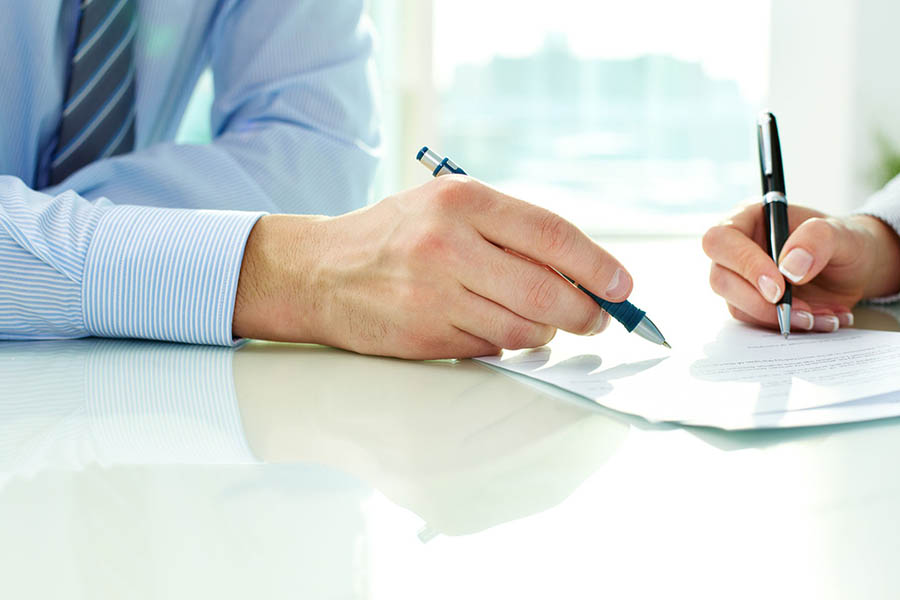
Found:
<box><xmin>416</xmin><ymin>146</ymin><xmax>670</xmax><ymax>349</ymax></box>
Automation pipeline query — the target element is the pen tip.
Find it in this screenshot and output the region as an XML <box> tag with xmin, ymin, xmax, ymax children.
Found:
<box><xmin>783</xmin><ymin>332</ymin><xmax>790</xmax><ymax>340</ymax></box>
<box><xmin>662</xmin><ymin>341</ymin><xmax>671</xmax><ymax>349</ymax></box>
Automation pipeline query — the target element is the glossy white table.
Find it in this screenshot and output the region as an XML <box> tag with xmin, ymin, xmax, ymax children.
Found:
<box><xmin>3</xmin><ymin>239</ymin><xmax>900</xmax><ymax>599</ymax></box>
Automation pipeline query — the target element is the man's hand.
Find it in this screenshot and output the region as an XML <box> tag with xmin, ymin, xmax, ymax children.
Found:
<box><xmin>233</xmin><ymin>176</ymin><xmax>633</xmax><ymax>359</ymax></box>
<box><xmin>702</xmin><ymin>204</ymin><xmax>900</xmax><ymax>332</ymax></box>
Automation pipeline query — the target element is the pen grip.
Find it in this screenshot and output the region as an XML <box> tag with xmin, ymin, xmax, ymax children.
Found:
<box><xmin>577</xmin><ymin>285</ymin><xmax>646</xmax><ymax>332</ymax></box>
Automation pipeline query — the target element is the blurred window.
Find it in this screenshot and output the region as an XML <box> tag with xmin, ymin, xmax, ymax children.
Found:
<box><xmin>430</xmin><ymin>0</ymin><xmax>770</xmax><ymax>235</ymax></box>
<box><xmin>178</xmin><ymin>1</ymin><xmax>770</xmax><ymax>235</ymax></box>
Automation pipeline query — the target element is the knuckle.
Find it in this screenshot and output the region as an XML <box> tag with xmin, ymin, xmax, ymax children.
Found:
<box><xmin>803</xmin><ymin>217</ymin><xmax>836</xmax><ymax>245</ymax></box>
<box><xmin>408</xmin><ymin>223</ymin><xmax>452</xmax><ymax>259</ymax></box>
<box><xmin>524</xmin><ymin>274</ymin><xmax>559</xmax><ymax>313</ymax></box>
<box><xmin>536</xmin><ymin>212</ymin><xmax>577</xmax><ymax>258</ymax></box>
<box><xmin>733</xmin><ymin>244</ymin><xmax>765</xmax><ymax>275</ymax></box>
<box><xmin>430</xmin><ymin>175</ymin><xmax>476</xmax><ymax>212</ymax></box>
<box><xmin>487</xmin><ymin>253</ymin><xmax>509</xmax><ymax>281</ymax></box>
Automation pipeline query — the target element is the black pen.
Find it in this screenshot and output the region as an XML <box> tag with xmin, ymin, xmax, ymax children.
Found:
<box><xmin>757</xmin><ymin>112</ymin><xmax>792</xmax><ymax>338</ymax></box>
<box><xmin>416</xmin><ymin>146</ymin><xmax>670</xmax><ymax>348</ymax></box>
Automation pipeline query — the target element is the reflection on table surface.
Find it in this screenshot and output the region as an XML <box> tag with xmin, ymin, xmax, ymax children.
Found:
<box><xmin>0</xmin><ymin>336</ymin><xmax>630</xmax><ymax>598</ymax></box>
<box><xmin>4</xmin><ymin>239</ymin><xmax>900</xmax><ymax>599</ymax></box>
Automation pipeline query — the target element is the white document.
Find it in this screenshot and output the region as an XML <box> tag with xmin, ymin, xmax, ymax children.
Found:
<box><xmin>475</xmin><ymin>323</ymin><xmax>900</xmax><ymax>430</ymax></box>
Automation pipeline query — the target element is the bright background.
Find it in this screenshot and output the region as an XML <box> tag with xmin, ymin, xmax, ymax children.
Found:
<box><xmin>177</xmin><ymin>0</ymin><xmax>900</xmax><ymax>236</ymax></box>
<box><xmin>368</xmin><ymin>0</ymin><xmax>769</xmax><ymax>236</ymax></box>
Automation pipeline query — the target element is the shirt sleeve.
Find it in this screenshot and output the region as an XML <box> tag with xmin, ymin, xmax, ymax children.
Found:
<box><xmin>44</xmin><ymin>0</ymin><xmax>380</xmax><ymax>217</ymax></box>
<box><xmin>0</xmin><ymin>175</ymin><xmax>263</xmax><ymax>344</ymax></box>
<box><xmin>1</xmin><ymin>1</ymin><xmax>377</xmax><ymax>344</ymax></box>
<box><xmin>853</xmin><ymin>174</ymin><xmax>900</xmax><ymax>303</ymax></box>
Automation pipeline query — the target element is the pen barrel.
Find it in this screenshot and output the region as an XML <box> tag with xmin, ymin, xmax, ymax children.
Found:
<box><xmin>577</xmin><ymin>285</ymin><xmax>646</xmax><ymax>332</ymax></box>
<box><xmin>780</xmin><ymin>279</ymin><xmax>792</xmax><ymax>305</ymax></box>
<box><xmin>763</xmin><ymin>195</ymin><xmax>792</xmax><ymax>304</ymax></box>
<box><xmin>763</xmin><ymin>195</ymin><xmax>789</xmax><ymax>264</ymax></box>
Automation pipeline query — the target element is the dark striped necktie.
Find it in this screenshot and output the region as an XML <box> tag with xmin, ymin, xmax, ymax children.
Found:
<box><xmin>50</xmin><ymin>0</ymin><xmax>137</xmax><ymax>186</ymax></box>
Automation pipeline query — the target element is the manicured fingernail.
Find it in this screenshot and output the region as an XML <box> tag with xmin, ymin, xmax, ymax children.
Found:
<box><xmin>779</xmin><ymin>248</ymin><xmax>813</xmax><ymax>283</ymax></box>
<box><xmin>813</xmin><ymin>315</ymin><xmax>840</xmax><ymax>332</ymax></box>
<box><xmin>604</xmin><ymin>268</ymin><xmax>631</xmax><ymax>300</ymax></box>
<box><xmin>837</xmin><ymin>312</ymin><xmax>854</xmax><ymax>327</ymax></box>
<box><xmin>790</xmin><ymin>310</ymin><xmax>814</xmax><ymax>330</ymax></box>
<box><xmin>757</xmin><ymin>275</ymin><xmax>782</xmax><ymax>304</ymax></box>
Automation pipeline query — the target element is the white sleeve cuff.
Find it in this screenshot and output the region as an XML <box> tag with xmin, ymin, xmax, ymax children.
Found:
<box><xmin>82</xmin><ymin>205</ymin><xmax>264</xmax><ymax>345</ymax></box>
<box><xmin>853</xmin><ymin>175</ymin><xmax>900</xmax><ymax>304</ymax></box>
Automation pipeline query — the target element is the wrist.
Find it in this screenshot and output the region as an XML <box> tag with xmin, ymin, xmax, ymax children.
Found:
<box><xmin>233</xmin><ymin>214</ymin><xmax>329</xmax><ymax>342</ymax></box>
<box><xmin>851</xmin><ymin>214</ymin><xmax>900</xmax><ymax>299</ymax></box>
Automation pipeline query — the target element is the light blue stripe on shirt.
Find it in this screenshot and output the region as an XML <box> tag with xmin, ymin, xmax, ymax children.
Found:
<box><xmin>0</xmin><ymin>1</ymin><xmax>380</xmax><ymax>345</ymax></box>
<box><xmin>83</xmin><ymin>205</ymin><xmax>263</xmax><ymax>345</ymax></box>
<box><xmin>0</xmin><ymin>176</ymin><xmax>262</xmax><ymax>345</ymax></box>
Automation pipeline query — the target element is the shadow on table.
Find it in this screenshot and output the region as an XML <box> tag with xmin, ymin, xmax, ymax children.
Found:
<box><xmin>686</xmin><ymin>415</ymin><xmax>900</xmax><ymax>451</ymax></box>
<box><xmin>688</xmin><ymin>323</ymin><xmax>797</xmax><ymax>424</ymax></box>
<box><xmin>686</xmin><ymin>307</ymin><xmax>900</xmax><ymax>450</ymax></box>
<box><xmin>491</xmin><ymin>345</ymin><xmax>668</xmax><ymax>398</ymax></box>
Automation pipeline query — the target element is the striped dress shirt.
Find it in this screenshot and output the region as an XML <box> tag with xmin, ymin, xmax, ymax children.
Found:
<box><xmin>0</xmin><ymin>1</ymin><xmax>380</xmax><ymax>345</ymax></box>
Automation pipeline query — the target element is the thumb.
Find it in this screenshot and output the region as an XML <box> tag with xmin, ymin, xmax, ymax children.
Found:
<box><xmin>777</xmin><ymin>217</ymin><xmax>854</xmax><ymax>285</ymax></box>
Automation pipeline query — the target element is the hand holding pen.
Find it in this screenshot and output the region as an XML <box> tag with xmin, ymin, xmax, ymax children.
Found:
<box><xmin>702</xmin><ymin>112</ymin><xmax>900</xmax><ymax>334</ymax></box>
<box><xmin>417</xmin><ymin>147</ymin><xmax>669</xmax><ymax>348</ymax></box>
<box><xmin>757</xmin><ymin>112</ymin><xmax>792</xmax><ymax>337</ymax></box>
<box><xmin>235</xmin><ymin>171</ymin><xmax>652</xmax><ymax>359</ymax></box>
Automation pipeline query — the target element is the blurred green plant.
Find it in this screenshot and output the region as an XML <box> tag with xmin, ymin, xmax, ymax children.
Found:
<box><xmin>872</xmin><ymin>132</ymin><xmax>900</xmax><ymax>188</ymax></box>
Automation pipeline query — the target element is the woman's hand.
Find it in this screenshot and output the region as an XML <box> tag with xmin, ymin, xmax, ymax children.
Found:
<box><xmin>702</xmin><ymin>204</ymin><xmax>900</xmax><ymax>332</ymax></box>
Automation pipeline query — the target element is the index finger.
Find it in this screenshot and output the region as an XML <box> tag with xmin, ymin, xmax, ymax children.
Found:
<box><xmin>702</xmin><ymin>222</ymin><xmax>786</xmax><ymax>304</ymax></box>
<box><xmin>467</xmin><ymin>185</ymin><xmax>633</xmax><ymax>302</ymax></box>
